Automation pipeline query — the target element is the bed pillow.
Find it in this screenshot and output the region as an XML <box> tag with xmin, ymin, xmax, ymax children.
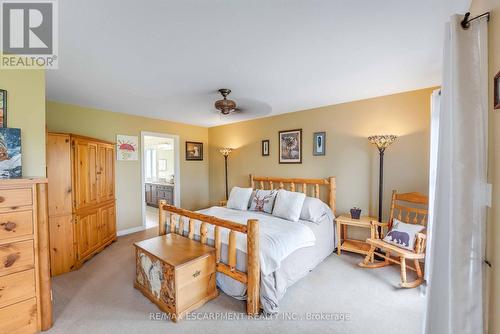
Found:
<box><xmin>249</xmin><ymin>189</ymin><xmax>278</xmax><ymax>214</ymax></box>
<box><xmin>272</xmin><ymin>189</ymin><xmax>306</xmax><ymax>222</ymax></box>
<box><xmin>226</xmin><ymin>187</ymin><xmax>253</xmax><ymax>211</ymax></box>
<box><xmin>300</xmin><ymin>196</ymin><xmax>331</xmax><ymax>223</ymax></box>
<box><xmin>248</xmin><ymin>190</ymin><xmax>256</xmax><ymax>208</ymax></box>
<box><xmin>383</xmin><ymin>219</ymin><xmax>425</xmax><ymax>250</ymax></box>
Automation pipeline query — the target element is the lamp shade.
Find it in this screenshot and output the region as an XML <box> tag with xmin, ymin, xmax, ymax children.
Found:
<box><xmin>219</xmin><ymin>148</ymin><xmax>233</xmax><ymax>157</ymax></box>
<box><xmin>368</xmin><ymin>135</ymin><xmax>397</xmax><ymax>150</ymax></box>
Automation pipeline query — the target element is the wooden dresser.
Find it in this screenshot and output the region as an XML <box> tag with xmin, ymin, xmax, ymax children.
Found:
<box><xmin>134</xmin><ymin>234</ymin><xmax>217</xmax><ymax>321</ymax></box>
<box><xmin>0</xmin><ymin>178</ymin><xmax>52</xmax><ymax>333</ymax></box>
<box><xmin>47</xmin><ymin>133</ymin><xmax>116</xmax><ymax>276</ymax></box>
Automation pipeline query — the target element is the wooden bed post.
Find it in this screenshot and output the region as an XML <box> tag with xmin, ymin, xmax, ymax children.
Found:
<box><xmin>329</xmin><ymin>176</ymin><xmax>337</xmax><ymax>215</ymax></box>
<box><xmin>246</xmin><ymin>219</ymin><xmax>260</xmax><ymax>315</ymax></box>
<box><xmin>37</xmin><ymin>183</ymin><xmax>52</xmax><ymax>330</ymax></box>
<box><xmin>249</xmin><ymin>174</ymin><xmax>255</xmax><ymax>189</ymax></box>
<box><xmin>158</xmin><ymin>200</ymin><xmax>167</xmax><ymax>235</ymax></box>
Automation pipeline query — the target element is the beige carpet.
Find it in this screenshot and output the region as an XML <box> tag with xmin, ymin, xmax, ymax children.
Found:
<box><xmin>47</xmin><ymin>228</ymin><xmax>425</xmax><ymax>334</ymax></box>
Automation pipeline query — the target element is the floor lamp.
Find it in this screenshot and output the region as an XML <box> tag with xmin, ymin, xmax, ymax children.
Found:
<box><xmin>368</xmin><ymin>135</ymin><xmax>397</xmax><ymax>224</ymax></box>
<box><xmin>219</xmin><ymin>148</ymin><xmax>233</xmax><ymax>200</ymax></box>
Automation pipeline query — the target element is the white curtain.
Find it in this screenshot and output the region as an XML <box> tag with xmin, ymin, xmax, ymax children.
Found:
<box><xmin>424</xmin><ymin>89</ymin><xmax>441</xmax><ymax>283</ymax></box>
<box><xmin>424</xmin><ymin>14</ymin><xmax>488</xmax><ymax>334</ymax></box>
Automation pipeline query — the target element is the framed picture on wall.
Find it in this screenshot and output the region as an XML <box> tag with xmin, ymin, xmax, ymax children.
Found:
<box><xmin>495</xmin><ymin>71</ymin><xmax>500</xmax><ymax>109</ymax></box>
<box><xmin>0</xmin><ymin>90</ymin><xmax>7</xmax><ymax>128</ymax></box>
<box><xmin>262</xmin><ymin>139</ymin><xmax>269</xmax><ymax>156</ymax></box>
<box><xmin>117</xmin><ymin>135</ymin><xmax>139</xmax><ymax>161</ymax></box>
<box><xmin>186</xmin><ymin>141</ymin><xmax>203</xmax><ymax>160</ymax></box>
<box><xmin>313</xmin><ymin>132</ymin><xmax>326</xmax><ymax>156</ymax></box>
<box><xmin>0</xmin><ymin>127</ymin><xmax>22</xmax><ymax>178</ymax></box>
<box><xmin>279</xmin><ymin>129</ymin><xmax>302</xmax><ymax>164</ymax></box>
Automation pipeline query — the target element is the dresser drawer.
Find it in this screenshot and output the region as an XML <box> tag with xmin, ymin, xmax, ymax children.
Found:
<box><xmin>0</xmin><ymin>297</ymin><xmax>37</xmax><ymax>334</ymax></box>
<box><xmin>0</xmin><ymin>240</ymin><xmax>34</xmax><ymax>277</ymax></box>
<box><xmin>156</xmin><ymin>190</ymin><xmax>167</xmax><ymax>198</ymax></box>
<box><xmin>0</xmin><ymin>269</ymin><xmax>36</xmax><ymax>308</ymax></box>
<box><xmin>176</xmin><ymin>254</ymin><xmax>215</xmax><ymax>288</ymax></box>
<box><xmin>0</xmin><ymin>211</ymin><xmax>33</xmax><ymax>241</ymax></box>
<box><xmin>0</xmin><ymin>189</ymin><xmax>32</xmax><ymax>209</ymax></box>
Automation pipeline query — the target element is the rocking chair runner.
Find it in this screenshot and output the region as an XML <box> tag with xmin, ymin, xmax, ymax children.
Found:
<box><xmin>358</xmin><ymin>191</ymin><xmax>429</xmax><ymax>288</ymax></box>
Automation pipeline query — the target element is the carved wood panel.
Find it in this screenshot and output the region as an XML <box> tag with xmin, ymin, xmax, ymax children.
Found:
<box><xmin>136</xmin><ymin>250</ymin><xmax>176</xmax><ymax>311</ymax></box>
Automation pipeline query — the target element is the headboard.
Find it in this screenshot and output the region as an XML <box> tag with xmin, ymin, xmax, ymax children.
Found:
<box><xmin>249</xmin><ymin>174</ymin><xmax>336</xmax><ymax>214</ymax></box>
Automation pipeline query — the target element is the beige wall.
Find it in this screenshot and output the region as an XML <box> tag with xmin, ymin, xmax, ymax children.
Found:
<box><xmin>46</xmin><ymin>87</ymin><xmax>432</xmax><ymax>234</ymax></box>
<box><xmin>209</xmin><ymin>88</ymin><xmax>433</xmax><ymax>228</ymax></box>
<box><xmin>470</xmin><ymin>1</ymin><xmax>500</xmax><ymax>333</ymax></box>
<box><xmin>46</xmin><ymin>101</ymin><xmax>209</xmax><ymax>232</ymax></box>
<box><xmin>0</xmin><ymin>69</ymin><xmax>46</xmax><ymax>177</ymax></box>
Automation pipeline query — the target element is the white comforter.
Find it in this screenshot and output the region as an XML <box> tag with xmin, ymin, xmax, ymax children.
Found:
<box><xmin>169</xmin><ymin>206</ymin><xmax>333</xmax><ymax>313</ymax></box>
<box><xmin>193</xmin><ymin>206</ymin><xmax>316</xmax><ymax>275</ymax></box>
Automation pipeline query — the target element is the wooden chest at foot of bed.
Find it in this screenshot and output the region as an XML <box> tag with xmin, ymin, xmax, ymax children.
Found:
<box><xmin>134</xmin><ymin>234</ymin><xmax>218</xmax><ymax>322</ymax></box>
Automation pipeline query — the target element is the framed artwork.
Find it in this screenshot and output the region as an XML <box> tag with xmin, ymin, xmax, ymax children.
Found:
<box><xmin>117</xmin><ymin>135</ymin><xmax>139</xmax><ymax>161</ymax></box>
<box><xmin>279</xmin><ymin>129</ymin><xmax>302</xmax><ymax>164</ymax></box>
<box><xmin>495</xmin><ymin>71</ymin><xmax>500</xmax><ymax>110</ymax></box>
<box><xmin>0</xmin><ymin>90</ymin><xmax>7</xmax><ymax>128</ymax></box>
<box><xmin>313</xmin><ymin>132</ymin><xmax>326</xmax><ymax>156</ymax></box>
<box><xmin>186</xmin><ymin>141</ymin><xmax>203</xmax><ymax>160</ymax></box>
<box><xmin>0</xmin><ymin>127</ymin><xmax>22</xmax><ymax>178</ymax></box>
<box><xmin>262</xmin><ymin>139</ymin><xmax>269</xmax><ymax>156</ymax></box>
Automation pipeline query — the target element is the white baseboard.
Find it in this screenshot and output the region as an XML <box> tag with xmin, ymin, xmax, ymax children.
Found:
<box><xmin>117</xmin><ymin>226</ymin><xmax>145</xmax><ymax>236</ymax></box>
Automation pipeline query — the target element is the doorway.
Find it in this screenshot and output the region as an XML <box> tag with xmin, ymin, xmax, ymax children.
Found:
<box><xmin>140</xmin><ymin>131</ymin><xmax>180</xmax><ymax>230</ymax></box>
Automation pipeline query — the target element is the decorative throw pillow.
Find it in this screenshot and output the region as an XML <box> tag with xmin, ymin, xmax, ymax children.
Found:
<box><xmin>226</xmin><ymin>187</ymin><xmax>253</xmax><ymax>211</ymax></box>
<box><xmin>249</xmin><ymin>189</ymin><xmax>278</xmax><ymax>213</ymax></box>
<box><xmin>383</xmin><ymin>219</ymin><xmax>425</xmax><ymax>250</ymax></box>
<box><xmin>272</xmin><ymin>189</ymin><xmax>306</xmax><ymax>222</ymax></box>
<box><xmin>300</xmin><ymin>196</ymin><xmax>330</xmax><ymax>223</ymax></box>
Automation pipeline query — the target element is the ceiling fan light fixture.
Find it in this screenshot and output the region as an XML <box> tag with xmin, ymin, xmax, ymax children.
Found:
<box><xmin>215</xmin><ymin>88</ymin><xmax>238</xmax><ymax>115</ymax></box>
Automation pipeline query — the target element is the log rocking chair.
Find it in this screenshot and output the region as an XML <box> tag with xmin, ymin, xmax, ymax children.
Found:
<box><xmin>358</xmin><ymin>191</ymin><xmax>429</xmax><ymax>288</ymax></box>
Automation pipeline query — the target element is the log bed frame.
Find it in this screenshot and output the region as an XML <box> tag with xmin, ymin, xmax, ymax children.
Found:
<box><xmin>158</xmin><ymin>174</ymin><xmax>336</xmax><ymax>315</ymax></box>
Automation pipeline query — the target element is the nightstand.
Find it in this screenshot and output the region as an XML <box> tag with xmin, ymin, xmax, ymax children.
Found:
<box><xmin>335</xmin><ymin>215</ymin><xmax>377</xmax><ymax>257</ymax></box>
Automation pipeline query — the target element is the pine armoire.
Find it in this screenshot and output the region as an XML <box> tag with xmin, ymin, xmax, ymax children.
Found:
<box><xmin>47</xmin><ymin>133</ymin><xmax>116</xmax><ymax>276</ymax></box>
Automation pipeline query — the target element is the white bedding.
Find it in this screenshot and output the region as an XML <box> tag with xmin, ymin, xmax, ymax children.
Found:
<box><xmin>167</xmin><ymin>206</ymin><xmax>335</xmax><ymax>313</ymax></box>
<box><xmin>186</xmin><ymin>206</ymin><xmax>317</xmax><ymax>275</ymax></box>
<box><xmin>215</xmin><ymin>212</ymin><xmax>335</xmax><ymax>314</ymax></box>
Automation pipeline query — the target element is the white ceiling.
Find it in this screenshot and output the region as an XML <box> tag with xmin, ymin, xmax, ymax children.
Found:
<box><xmin>46</xmin><ymin>0</ymin><xmax>470</xmax><ymax>127</ymax></box>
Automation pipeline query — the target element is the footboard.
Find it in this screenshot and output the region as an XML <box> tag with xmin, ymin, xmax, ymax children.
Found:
<box><xmin>158</xmin><ymin>201</ymin><xmax>260</xmax><ymax>315</ymax></box>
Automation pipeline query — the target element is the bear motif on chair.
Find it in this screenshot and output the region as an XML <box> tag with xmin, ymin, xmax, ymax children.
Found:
<box><xmin>386</xmin><ymin>230</ymin><xmax>410</xmax><ymax>247</ymax></box>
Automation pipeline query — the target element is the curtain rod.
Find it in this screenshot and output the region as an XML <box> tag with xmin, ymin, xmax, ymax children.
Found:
<box><xmin>461</xmin><ymin>11</ymin><xmax>491</xmax><ymax>29</ymax></box>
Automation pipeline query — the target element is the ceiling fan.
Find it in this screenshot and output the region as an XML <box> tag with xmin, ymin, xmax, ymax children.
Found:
<box><xmin>214</xmin><ymin>88</ymin><xmax>240</xmax><ymax>115</ymax></box>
